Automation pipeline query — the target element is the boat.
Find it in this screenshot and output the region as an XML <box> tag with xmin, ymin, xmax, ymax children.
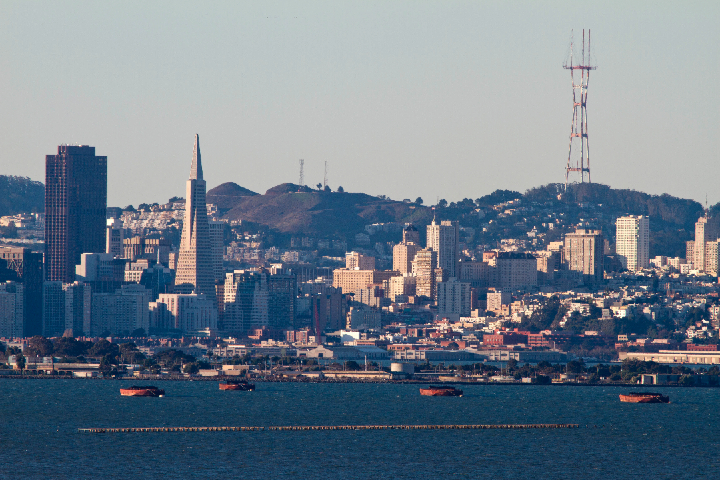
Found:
<box><xmin>419</xmin><ymin>386</ymin><xmax>463</xmax><ymax>397</ymax></box>
<box><xmin>120</xmin><ymin>385</ymin><xmax>165</xmax><ymax>397</ymax></box>
<box><xmin>219</xmin><ymin>380</ymin><xmax>256</xmax><ymax>391</ymax></box>
<box><xmin>619</xmin><ymin>392</ymin><xmax>669</xmax><ymax>403</ymax></box>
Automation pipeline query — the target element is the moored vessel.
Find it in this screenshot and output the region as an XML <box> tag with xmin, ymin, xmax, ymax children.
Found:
<box><xmin>419</xmin><ymin>386</ymin><xmax>463</xmax><ymax>397</ymax></box>
<box><xmin>219</xmin><ymin>380</ymin><xmax>256</xmax><ymax>391</ymax></box>
<box><xmin>120</xmin><ymin>385</ymin><xmax>165</xmax><ymax>397</ymax></box>
<box><xmin>619</xmin><ymin>392</ymin><xmax>669</xmax><ymax>403</ymax></box>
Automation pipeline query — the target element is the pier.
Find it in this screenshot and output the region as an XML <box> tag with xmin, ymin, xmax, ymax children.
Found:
<box><xmin>78</xmin><ymin>424</ymin><xmax>580</xmax><ymax>433</ymax></box>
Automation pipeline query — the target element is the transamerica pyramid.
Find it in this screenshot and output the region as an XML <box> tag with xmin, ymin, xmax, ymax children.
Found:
<box><xmin>174</xmin><ymin>134</ymin><xmax>215</xmax><ymax>302</ymax></box>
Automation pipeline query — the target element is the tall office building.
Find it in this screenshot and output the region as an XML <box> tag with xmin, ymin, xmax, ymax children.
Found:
<box><xmin>436</xmin><ymin>278</ymin><xmax>472</xmax><ymax>320</ymax></box>
<box><xmin>345</xmin><ymin>251</ymin><xmax>375</xmax><ymax>270</ymax></box>
<box><xmin>223</xmin><ymin>271</ymin><xmax>269</xmax><ymax>334</ymax></box>
<box><xmin>563</xmin><ymin>228</ymin><xmax>604</xmax><ymax>283</ymax></box>
<box><xmin>209</xmin><ymin>220</ymin><xmax>225</xmax><ymax>281</ymax></box>
<box><xmin>412</xmin><ymin>248</ymin><xmax>438</xmax><ymax>298</ymax></box>
<box><xmin>0</xmin><ymin>247</ymin><xmax>43</xmax><ymax>336</ymax></box>
<box><xmin>496</xmin><ymin>252</ymin><xmax>537</xmax><ymax>290</ymax></box>
<box><xmin>427</xmin><ymin>219</ymin><xmax>459</xmax><ymax>279</ymax></box>
<box><xmin>402</xmin><ymin>224</ymin><xmax>420</xmax><ymax>245</ymax></box>
<box><xmin>615</xmin><ymin>215</ymin><xmax>650</xmax><ymax>271</ymax></box>
<box><xmin>106</xmin><ymin>218</ymin><xmax>124</xmax><ymax>257</ymax></box>
<box><xmin>688</xmin><ymin>214</ymin><xmax>720</xmax><ymax>274</ymax></box>
<box><xmin>0</xmin><ymin>282</ymin><xmax>24</xmax><ymax>338</ymax></box>
<box><xmin>45</xmin><ymin>145</ymin><xmax>107</xmax><ymax>282</ymax></box>
<box><xmin>174</xmin><ymin>135</ymin><xmax>215</xmax><ymax>302</ymax></box>
<box><xmin>393</xmin><ymin>242</ymin><xmax>422</xmax><ymax>275</ymax></box>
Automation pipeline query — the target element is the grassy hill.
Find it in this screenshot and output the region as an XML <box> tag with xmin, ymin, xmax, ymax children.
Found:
<box><xmin>206</xmin><ymin>182</ymin><xmax>258</xmax><ymax>210</ymax></box>
<box><xmin>217</xmin><ymin>183</ymin><xmax>432</xmax><ymax>238</ymax></box>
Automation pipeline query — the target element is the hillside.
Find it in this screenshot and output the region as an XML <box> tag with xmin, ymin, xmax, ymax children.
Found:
<box><xmin>2</xmin><ymin>172</ymin><xmax>718</xmax><ymax>258</ymax></box>
<box><xmin>0</xmin><ymin>175</ymin><xmax>44</xmax><ymax>216</ymax></box>
<box><xmin>432</xmin><ymin>183</ymin><xmax>708</xmax><ymax>258</ymax></box>
<box><xmin>206</xmin><ymin>182</ymin><xmax>258</xmax><ymax>210</ymax></box>
<box><xmin>524</xmin><ymin>183</ymin><xmax>704</xmax><ymax>231</ymax></box>
<box><xmin>219</xmin><ymin>183</ymin><xmax>432</xmax><ymax>238</ymax></box>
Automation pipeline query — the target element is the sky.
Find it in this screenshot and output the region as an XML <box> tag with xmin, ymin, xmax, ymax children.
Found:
<box><xmin>0</xmin><ymin>1</ymin><xmax>718</xmax><ymax>208</ymax></box>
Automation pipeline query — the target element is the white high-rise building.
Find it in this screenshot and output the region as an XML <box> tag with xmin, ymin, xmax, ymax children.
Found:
<box><xmin>105</xmin><ymin>218</ymin><xmax>124</xmax><ymax>257</ymax></box>
<box><xmin>175</xmin><ymin>135</ymin><xmax>215</xmax><ymax>303</ymax></box>
<box><xmin>688</xmin><ymin>214</ymin><xmax>720</xmax><ymax>275</ymax></box>
<box><xmin>155</xmin><ymin>293</ymin><xmax>217</xmax><ymax>333</ymax></box>
<box><xmin>436</xmin><ymin>278</ymin><xmax>471</xmax><ymax>321</ymax></box>
<box><xmin>615</xmin><ymin>215</ymin><xmax>650</xmax><ymax>271</ymax></box>
<box><xmin>427</xmin><ymin>219</ymin><xmax>459</xmax><ymax>279</ymax></box>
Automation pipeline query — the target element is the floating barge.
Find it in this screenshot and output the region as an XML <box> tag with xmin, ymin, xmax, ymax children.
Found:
<box><xmin>120</xmin><ymin>386</ymin><xmax>165</xmax><ymax>397</ymax></box>
<box><xmin>419</xmin><ymin>386</ymin><xmax>463</xmax><ymax>397</ymax></box>
<box><xmin>219</xmin><ymin>380</ymin><xmax>255</xmax><ymax>391</ymax></box>
<box><xmin>619</xmin><ymin>392</ymin><xmax>669</xmax><ymax>403</ymax></box>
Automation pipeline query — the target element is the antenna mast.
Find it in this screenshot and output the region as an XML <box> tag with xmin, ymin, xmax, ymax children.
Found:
<box><xmin>298</xmin><ymin>159</ymin><xmax>304</xmax><ymax>191</ymax></box>
<box><xmin>564</xmin><ymin>29</ymin><xmax>596</xmax><ymax>189</ymax></box>
<box><xmin>323</xmin><ymin>161</ymin><xmax>328</xmax><ymax>189</ymax></box>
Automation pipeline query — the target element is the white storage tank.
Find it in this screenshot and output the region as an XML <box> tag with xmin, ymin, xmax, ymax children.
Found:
<box><xmin>390</xmin><ymin>362</ymin><xmax>415</xmax><ymax>375</ymax></box>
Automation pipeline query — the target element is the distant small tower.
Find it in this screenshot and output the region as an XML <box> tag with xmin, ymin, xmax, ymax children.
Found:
<box><xmin>564</xmin><ymin>29</ymin><xmax>596</xmax><ymax>189</ymax></box>
<box><xmin>298</xmin><ymin>159</ymin><xmax>304</xmax><ymax>189</ymax></box>
<box><xmin>323</xmin><ymin>161</ymin><xmax>328</xmax><ymax>189</ymax></box>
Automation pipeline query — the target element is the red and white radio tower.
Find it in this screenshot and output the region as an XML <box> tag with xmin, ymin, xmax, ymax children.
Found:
<box><xmin>564</xmin><ymin>29</ymin><xmax>596</xmax><ymax>189</ymax></box>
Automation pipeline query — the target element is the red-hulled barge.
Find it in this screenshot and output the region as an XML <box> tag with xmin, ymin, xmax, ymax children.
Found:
<box><xmin>419</xmin><ymin>386</ymin><xmax>463</xmax><ymax>397</ymax></box>
<box><xmin>120</xmin><ymin>386</ymin><xmax>165</xmax><ymax>397</ymax></box>
<box><xmin>619</xmin><ymin>392</ymin><xmax>669</xmax><ymax>403</ymax></box>
<box><xmin>219</xmin><ymin>380</ymin><xmax>255</xmax><ymax>391</ymax></box>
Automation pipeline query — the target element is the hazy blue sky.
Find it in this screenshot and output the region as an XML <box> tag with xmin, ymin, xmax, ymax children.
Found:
<box><xmin>1</xmin><ymin>1</ymin><xmax>718</xmax><ymax>208</ymax></box>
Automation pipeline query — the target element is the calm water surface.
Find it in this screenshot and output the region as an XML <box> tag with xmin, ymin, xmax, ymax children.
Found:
<box><xmin>1</xmin><ymin>379</ymin><xmax>718</xmax><ymax>479</ymax></box>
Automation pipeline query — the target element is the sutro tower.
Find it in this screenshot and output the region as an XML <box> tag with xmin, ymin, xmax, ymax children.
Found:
<box><xmin>564</xmin><ymin>29</ymin><xmax>596</xmax><ymax>188</ymax></box>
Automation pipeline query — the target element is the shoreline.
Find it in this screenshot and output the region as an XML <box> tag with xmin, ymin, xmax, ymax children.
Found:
<box><xmin>0</xmin><ymin>374</ymin><xmax>716</xmax><ymax>388</ymax></box>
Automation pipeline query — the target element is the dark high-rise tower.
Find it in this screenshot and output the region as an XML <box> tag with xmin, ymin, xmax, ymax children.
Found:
<box><xmin>0</xmin><ymin>247</ymin><xmax>44</xmax><ymax>336</ymax></box>
<box><xmin>45</xmin><ymin>145</ymin><xmax>107</xmax><ymax>282</ymax></box>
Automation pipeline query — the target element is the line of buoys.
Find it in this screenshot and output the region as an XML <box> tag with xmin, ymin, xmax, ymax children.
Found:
<box><xmin>78</xmin><ymin>424</ymin><xmax>580</xmax><ymax>433</ymax></box>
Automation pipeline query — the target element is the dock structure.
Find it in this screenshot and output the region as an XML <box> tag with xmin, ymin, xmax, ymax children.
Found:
<box><xmin>79</xmin><ymin>424</ymin><xmax>580</xmax><ymax>433</ymax></box>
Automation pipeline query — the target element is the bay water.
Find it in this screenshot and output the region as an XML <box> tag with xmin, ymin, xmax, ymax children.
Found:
<box><xmin>1</xmin><ymin>379</ymin><xmax>717</xmax><ymax>479</ymax></box>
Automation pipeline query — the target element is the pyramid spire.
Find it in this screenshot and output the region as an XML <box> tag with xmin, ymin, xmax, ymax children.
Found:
<box><xmin>190</xmin><ymin>134</ymin><xmax>203</xmax><ymax>180</ymax></box>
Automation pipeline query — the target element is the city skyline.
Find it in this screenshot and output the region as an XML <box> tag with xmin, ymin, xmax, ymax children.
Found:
<box><xmin>0</xmin><ymin>2</ymin><xmax>718</xmax><ymax>208</ymax></box>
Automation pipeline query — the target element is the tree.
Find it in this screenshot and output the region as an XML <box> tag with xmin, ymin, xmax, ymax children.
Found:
<box><xmin>183</xmin><ymin>362</ymin><xmax>200</xmax><ymax>374</ymax></box>
<box><xmin>437</xmin><ymin>199</ymin><xmax>448</xmax><ymax>208</ymax></box>
<box><xmin>89</xmin><ymin>339</ymin><xmax>120</xmax><ymax>359</ymax></box>
<box><xmin>54</xmin><ymin>337</ymin><xmax>91</xmax><ymax>357</ymax></box>
<box><xmin>337</xmin><ymin>186</ymin><xmax>344</xmax><ymax>193</ymax></box>
<box><xmin>124</xmin><ymin>205</ymin><xmax>136</xmax><ymax>212</ymax></box>
<box><xmin>26</xmin><ymin>336</ymin><xmax>54</xmax><ymax>357</ymax></box>
<box><xmin>15</xmin><ymin>354</ymin><xmax>25</xmax><ymax>371</ymax></box>
<box><xmin>323</xmin><ymin>185</ymin><xmax>331</xmax><ymax>192</ymax></box>
<box><xmin>345</xmin><ymin>360</ymin><xmax>361</xmax><ymax>371</ymax></box>
<box><xmin>7</xmin><ymin>346</ymin><xmax>21</xmax><ymax>356</ymax></box>
<box><xmin>566</xmin><ymin>360</ymin><xmax>585</xmax><ymax>374</ymax></box>
<box><xmin>415</xmin><ymin>197</ymin><xmax>423</xmax><ymax>205</ymax></box>
<box><xmin>316</xmin><ymin>183</ymin><xmax>323</xmax><ymax>190</ymax></box>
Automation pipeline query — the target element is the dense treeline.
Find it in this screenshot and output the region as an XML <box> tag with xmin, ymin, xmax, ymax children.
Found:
<box><xmin>525</xmin><ymin>183</ymin><xmax>704</xmax><ymax>230</ymax></box>
<box><xmin>0</xmin><ymin>175</ymin><xmax>44</xmax><ymax>216</ymax></box>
